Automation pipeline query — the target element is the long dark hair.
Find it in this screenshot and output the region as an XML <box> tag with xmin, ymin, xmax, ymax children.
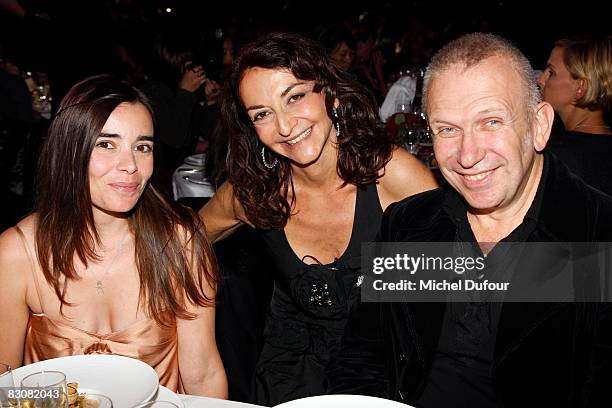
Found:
<box><xmin>221</xmin><ymin>31</ymin><xmax>394</xmax><ymax>229</ymax></box>
<box><xmin>35</xmin><ymin>74</ymin><xmax>218</xmax><ymax>325</ymax></box>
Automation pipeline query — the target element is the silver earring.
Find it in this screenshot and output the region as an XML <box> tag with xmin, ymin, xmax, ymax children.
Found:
<box><xmin>333</xmin><ymin>108</ymin><xmax>341</xmax><ymax>137</ymax></box>
<box><xmin>261</xmin><ymin>146</ymin><xmax>278</xmax><ymax>169</ymax></box>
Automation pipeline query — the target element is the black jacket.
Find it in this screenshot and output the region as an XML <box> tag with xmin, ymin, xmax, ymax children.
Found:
<box><xmin>328</xmin><ymin>154</ymin><xmax>612</xmax><ymax>407</ymax></box>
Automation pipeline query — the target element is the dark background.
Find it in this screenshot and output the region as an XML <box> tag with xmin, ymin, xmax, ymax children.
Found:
<box><xmin>2</xmin><ymin>0</ymin><xmax>609</xmax><ymax>75</ymax></box>
<box><xmin>0</xmin><ymin>0</ymin><xmax>609</xmax><ymax>228</ymax></box>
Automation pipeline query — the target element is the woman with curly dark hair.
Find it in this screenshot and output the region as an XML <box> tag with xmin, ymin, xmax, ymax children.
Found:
<box><xmin>0</xmin><ymin>75</ymin><xmax>227</xmax><ymax>397</ymax></box>
<box><xmin>199</xmin><ymin>32</ymin><xmax>436</xmax><ymax>404</ymax></box>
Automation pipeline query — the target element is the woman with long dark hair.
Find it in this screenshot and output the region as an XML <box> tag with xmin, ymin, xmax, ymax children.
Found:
<box><xmin>0</xmin><ymin>74</ymin><xmax>227</xmax><ymax>397</ymax></box>
<box><xmin>199</xmin><ymin>32</ymin><xmax>436</xmax><ymax>404</ymax></box>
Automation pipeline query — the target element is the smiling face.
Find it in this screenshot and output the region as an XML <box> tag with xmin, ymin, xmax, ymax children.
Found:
<box><xmin>88</xmin><ymin>102</ymin><xmax>154</xmax><ymax>217</ymax></box>
<box><xmin>428</xmin><ymin>55</ymin><xmax>543</xmax><ymax>214</ymax></box>
<box><xmin>239</xmin><ymin>67</ymin><xmax>337</xmax><ymax>167</ymax></box>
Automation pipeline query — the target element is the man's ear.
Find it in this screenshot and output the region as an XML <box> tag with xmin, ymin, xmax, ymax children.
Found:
<box><xmin>532</xmin><ymin>101</ymin><xmax>555</xmax><ymax>152</ymax></box>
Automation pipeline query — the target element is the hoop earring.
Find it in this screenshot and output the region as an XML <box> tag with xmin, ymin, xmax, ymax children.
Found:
<box><xmin>261</xmin><ymin>146</ymin><xmax>278</xmax><ymax>169</ymax></box>
<box><xmin>333</xmin><ymin>108</ymin><xmax>341</xmax><ymax>137</ymax></box>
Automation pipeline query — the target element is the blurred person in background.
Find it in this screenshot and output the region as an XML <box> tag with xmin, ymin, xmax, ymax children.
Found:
<box><xmin>391</xmin><ymin>18</ymin><xmax>437</xmax><ymax>76</ymax></box>
<box><xmin>140</xmin><ymin>30</ymin><xmax>219</xmax><ymax>196</ymax></box>
<box><xmin>0</xmin><ymin>75</ymin><xmax>227</xmax><ymax>397</ymax></box>
<box><xmin>352</xmin><ymin>20</ymin><xmax>388</xmax><ymax>104</ymax></box>
<box><xmin>223</xmin><ymin>36</ymin><xmax>234</xmax><ymax>70</ymax></box>
<box><xmin>539</xmin><ymin>35</ymin><xmax>612</xmax><ymax>195</ymax></box>
<box><xmin>0</xmin><ymin>41</ymin><xmax>34</xmax><ymax>230</ymax></box>
<box><xmin>317</xmin><ymin>24</ymin><xmax>357</xmax><ymax>72</ymax></box>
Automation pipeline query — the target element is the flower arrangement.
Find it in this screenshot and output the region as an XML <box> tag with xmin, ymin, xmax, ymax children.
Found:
<box><xmin>384</xmin><ymin>111</ymin><xmax>427</xmax><ymax>146</ymax></box>
<box><xmin>384</xmin><ymin>111</ymin><xmax>438</xmax><ymax>169</ymax></box>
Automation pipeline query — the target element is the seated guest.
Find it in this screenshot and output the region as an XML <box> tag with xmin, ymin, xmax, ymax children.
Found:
<box><xmin>0</xmin><ymin>74</ymin><xmax>227</xmax><ymax>398</ymax></box>
<box><xmin>539</xmin><ymin>35</ymin><xmax>612</xmax><ymax>194</ymax></box>
<box><xmin>328</xmin><ymin>33</ymin><xmax>612</xmax><ymax>407</ymax></box>
<box><xmin>199</xmin><ymin>31</ymin><xmax>436</xmax><ymax>405</ymax></box>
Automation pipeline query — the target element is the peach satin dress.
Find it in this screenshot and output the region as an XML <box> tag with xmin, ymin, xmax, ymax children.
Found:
<box><xmin>16</xmin><ymin>227</ymin><xmax>184</xmax><ymax>393</ymax></box>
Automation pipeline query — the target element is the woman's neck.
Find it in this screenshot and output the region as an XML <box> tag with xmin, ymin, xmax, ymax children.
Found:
<box><xmin>565</xmin><ymin>109</ymin><xmax>611</xmax><ymax>135</ymax></box>
<box><xmin>92</xmin><ymin>207</ymin><xmax>132</xmax><ymax>248</ymax></box>
<box><xmin>290</xmin><ymin>137</ymin><xmax>341</xmax><ymax>188</ymax></box>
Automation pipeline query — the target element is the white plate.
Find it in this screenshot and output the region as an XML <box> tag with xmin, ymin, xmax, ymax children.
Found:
<box><xmin>13</xmin><ymin>355</ymin><xmax>159</xmax><ymax>408</ymax></box>
<box><xmin>273</xmin><ymin>394</ymin><xmax>413</xmax><ymax>408</ymax></box>
<box><xmin>184</xmin><ymin>154</ymin><xmax>206</xmax><ymax>167</ymax></box>
<box><xmin>156</xmin><ymin>385</ymin><xmax>184</xmax><ymax>408</ymax></box>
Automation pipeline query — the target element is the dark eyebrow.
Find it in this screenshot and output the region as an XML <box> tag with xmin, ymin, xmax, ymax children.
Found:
<box><xmin>245</xmin><ymin>82</ymin><xmax>308</xmax><ymax>111</ymax></box>
<box><xmin>245</xmin><ymin>104</ymin><xmax>265</xmax><ymax>112</ymax></box>
<box><xmin>98</xmin><ymin>133</ymin><xmax>154</xmax><ymax>141</ymax></box>
<box><xmin>98</xmin><ymin>133</ymin><xmax>119</xmax><ymax>138</ymax></box>
<box><xmin>280</xmin><ymin>82</ymin><xmax>307</xmax><ymax>98</ymax></box>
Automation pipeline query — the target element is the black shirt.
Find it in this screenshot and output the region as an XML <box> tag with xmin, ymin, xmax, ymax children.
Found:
<box><xmin>416</xmin><ymin>158</ymin><xmax>548</xmax><ymax>407</ymax></box>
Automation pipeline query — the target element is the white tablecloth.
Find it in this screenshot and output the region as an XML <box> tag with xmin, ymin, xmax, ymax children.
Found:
<box><xmin>379</xmin><ymin>75</ymin><xmax>417</xmax><ymax>123</ymax></box>
<box><xmin>179</xmin><ymin>395</ymin><xmax>265</xmax><ymax>407</ymax></box>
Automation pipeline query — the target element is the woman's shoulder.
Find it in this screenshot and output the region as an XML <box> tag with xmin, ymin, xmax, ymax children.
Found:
<box><xmin>1</xmin><ymin>214</ymin><xmax>36</xmax><ymax>247</ymax></box>
<box><xmin>0</xmin><ymin>214</ymin><xmax>37</xmax><ymax>280</ymax></box>
<box><xmin>376</xmin><ymin>147</ymin><xmax>438</xmax><ymax>210</ymax></box>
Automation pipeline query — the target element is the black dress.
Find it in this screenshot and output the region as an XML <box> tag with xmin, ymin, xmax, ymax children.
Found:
<box><xmin>253</xmin><ymin>183</ymin><xmax>383</xmax><ymax>405</ymax></box>
<box><xmin>547</xmin><ymin>130</ymin><xmax>612</xmax><ymax>196</ymax></box>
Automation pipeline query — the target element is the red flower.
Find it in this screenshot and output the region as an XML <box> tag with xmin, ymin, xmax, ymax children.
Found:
<box><xmin>385</xmin><ymin>112</ymin><xmax>427</xmax><ymax>140</ymax></box>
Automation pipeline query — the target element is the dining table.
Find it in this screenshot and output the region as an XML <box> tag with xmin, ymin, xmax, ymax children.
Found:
<box><xmin>9</xmin><ymin>355</ymin><xmax>268</xmax><ymax>408</ymax></box>
<box><xmin>179</xmin><ymin>395</ymin><xmax>264</xmax><ymax>407</ymax></box>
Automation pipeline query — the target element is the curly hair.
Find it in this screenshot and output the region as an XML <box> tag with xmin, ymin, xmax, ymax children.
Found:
<box><xmin>221</xmin><ymin>31</ymin><xmax>394</xmax><ymax>229</ymax></box>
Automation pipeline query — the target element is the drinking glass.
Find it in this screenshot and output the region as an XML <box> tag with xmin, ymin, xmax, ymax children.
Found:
<box><xmin>20</xmin><ymin>371</ymin><xmax>67</xmax><ymax>408</ymax></box>
<box><xmin>417</xmin><ymin>129</ymin><xmax>435</xmax><ymax>168</ymax></box>
<box><xmin>395</xmin><ymin>101</ymin><xmax>411</xmax><ymax>113</ymax></box>
<box><xmin>1</xmin><ymin>363</ymin><xmax>15</xmax><ymax>407</ymax></box>
<box><xmin>130</xmin><ymin>402</ymin><xmax>179</xmax><ymax>408</ymax></box>
<box><xmin>404</xmin><ymin>129</ymin><xmax>419</xmax><ymax>155</ymax></box>
<box><xmin>82</xmin><ymin>394</ymin><xmax>113</xmax><ymax>408</ymax></box>
<box><xmin>67</xmin><ymin>384</ymin><xmax>113</xmax><ymax>408</ymax></box>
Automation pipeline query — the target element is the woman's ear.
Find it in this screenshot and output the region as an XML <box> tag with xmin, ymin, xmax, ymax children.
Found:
<box><xmin>575</xmin><ymin>78</ymin><xmax>588</xmax><ymax>99</ymax></box>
